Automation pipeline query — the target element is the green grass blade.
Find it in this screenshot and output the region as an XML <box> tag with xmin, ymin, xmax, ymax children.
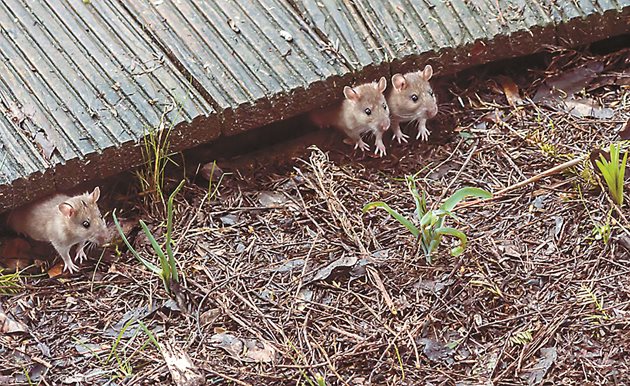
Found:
<box><xmin>405</xmin><ymin>175</ymin><xmax>425</xmax><ymax>220</ymax></box>
<box><xmin>440</xmin><ymin>188</ymin><xmax>492</xmax><ymax>212</ymax></box>
<box><xmin>113</xmin><ymin>212</ymin><xmax>162</xmax><ymax>275</ymax></box>
<box><xmin>139</xmin><ymin>220</ymin><xmax>170</xmax><ymax>282</ymax></box>
<box><xmin>166</xmin><ymin>180</ymin><xmax>185</xmax><ymax>282</ymax></box>
<box><xmin>436</xmin><ymin>227</ymin><xmax>468</xmax><ymax>256</ymax></box>
<box><xmin>363</xmin><ymin>201</ymin><xmax>420</xmax><ymax>237</ymax></box>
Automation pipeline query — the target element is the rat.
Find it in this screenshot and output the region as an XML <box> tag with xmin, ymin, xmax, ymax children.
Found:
<box><xmin>310</xmin><ymin>77</ymin><xmax>391</xmax><ymax>157</ymax></box>
<box><xmin>7</xmin><ymin>187</ymin><xmax>109</xmax><ymax>273</ymax></box>
<box><xmin>386</xmin><ymin>65</ymin><xmax>438</xmax><ymax>143</ymax></box>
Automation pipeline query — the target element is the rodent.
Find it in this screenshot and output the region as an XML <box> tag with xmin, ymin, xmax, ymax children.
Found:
<box><xmin>7</xmin><ymin>187</ymin><xmax>109</xmax><ymax>273</ymax></box>
<box><xmin>310</xmin><ymin>77</ymin><xmax>391</xmax><ymax>157</ymax></box>
<box><xmin>386</xmin><ymin>65</ymin><xmax>438</xmax><ymax>143</ymax></box>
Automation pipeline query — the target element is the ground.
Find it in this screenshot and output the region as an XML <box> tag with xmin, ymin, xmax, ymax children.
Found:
<box><xmin>1</xmin><ymin>45</ymin><xmax>629</xmax><ymax>385</ymax></box>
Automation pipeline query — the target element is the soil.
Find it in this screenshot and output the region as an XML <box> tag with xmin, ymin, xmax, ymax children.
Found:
<box><xmin>1</xmin><ymin>44</ymin><xmax>629</xmax><ymax>385</ymax></box>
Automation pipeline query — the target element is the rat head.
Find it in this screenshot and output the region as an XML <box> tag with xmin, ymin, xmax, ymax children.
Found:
<box><xmin>343</xmin><ymin>77</ymin><xmax>390</xmax><ymax>133</ymax></box>
<box><xmin>58</xmin><ymin>187</ymin><xmax>109</xmax><ymax>246</ymax></box>
<box><xmin>389</xmin><ymin>65</ymin><xmax>438</xmax><ymax>121</ymax></box>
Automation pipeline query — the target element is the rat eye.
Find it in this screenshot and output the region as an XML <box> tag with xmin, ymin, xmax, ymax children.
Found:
<box><xmin>428</xmin><ymin>90</ymin><xmax>434</xmax><ymax>97</ymax></box>
<box><xmin>382</xmin><ymin>103</ymin><xmax>387</xmax><ymax>110</ymax></box>
<box><xmin>411</xmin><ymin>94</ymin><xmax>418</xmax><ymax>102</ymax></box>
<box><xmin>82</xmin><ymin>220</ymin><xmax>90</xmax><ymax>229</ymax></box>
<box><xmin>364</xmin><ymin>108</ymin><xmax>372</xmax><ymax>116</ymax></box>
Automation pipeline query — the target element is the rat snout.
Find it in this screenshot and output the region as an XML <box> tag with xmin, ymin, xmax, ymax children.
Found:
<box><xmin>427</xmin><ymin>105</ymin><xmax>438</xmax><ymax>119</ymax></box>
<box><xmin>379</xmin><ymin>118</ymin><xmax>391</xmax><ymax>132</ymax></box>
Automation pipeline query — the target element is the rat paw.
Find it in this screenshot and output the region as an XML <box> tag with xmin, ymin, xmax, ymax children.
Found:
<box><xmin>416</xmin><ymin>126</ymin><xmax>430</xmax><ymax>141</ymax></box>
<box><xmin>63</xmin><ymin>260</ymin><xmax>79</xmax><ymax>274</ymax></box>
<box><xmin>375</xmin><ymin>142</ymin><xmax>387</xmax><ymax>157</ymax></box>
<box><xmin>394</xmin><ymin>131</ymin><xmax>409</xmax><ymax>144</ymax></box>
<box><xmin>354</xmin><ymin>140</ymin><xmax>370</xmax><ymax>152</ymax></box>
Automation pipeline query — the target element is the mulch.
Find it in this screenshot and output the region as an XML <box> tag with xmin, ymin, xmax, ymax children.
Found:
<box><xmin>1</xmin><ymin>45</ymin><xmax>629</xmax><ymax>386</ymax></box>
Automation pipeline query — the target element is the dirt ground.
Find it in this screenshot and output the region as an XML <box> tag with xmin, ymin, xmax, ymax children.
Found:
<box><xmin>1</xmin><ymin>44</ymin><xmax>629</xmax><ymax>385</ymax></box>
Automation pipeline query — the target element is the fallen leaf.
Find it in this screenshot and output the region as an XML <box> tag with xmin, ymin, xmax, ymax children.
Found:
<box><xmin>159</xmin><ymin>339</ymin><xmax>204</xmax><ymax>386</ymax></box>
<box><xmin>521</xmin><ymin>347</ymin><xmax>557</xmax><ymax>385</ymax></box>
<box><xmin>258</xmin><ymin>191</ymin><xmax>289</xmax><ymax>207</ymax></box>
<box><xmin>310</xmin><ymin>254</ymin><xmax>357</xmax><ymax>282</ymax></box>
<box><xmin>271</xmin><ymin>258</ymin><xmax>305</xmax><ymax>273</ymax></box>
<box><xmin>47</xmin><ymin>262</ymin><xmax>65</xmax><ymax>278</ymax></box>
<box><xmin>220</xmin><ymin>214</ymin><xmax>239</xmax><ymax>226</ymax></box>
<box><xmin>418</xmin><ymin>338</ymin><xmax>455</xmax><ymax>364</ymax></box>
<box><xmin>0</xmin><ymin>304</ymin><xmax>28</xmax><ymax>334</ymax></box>
<box><xmin>563</xmin><ymin>98</ymin><xmax>613</xmax><ymax>119</ymax></box>
<box><xmin>199</xmin><ymin>308</ymin><xmax>222</xmax><ymax>326</ymax></box>
<box><xmin>210</xmin><ymin>332</ymin><xmax>276</xmax><ymax>363</ymax></box>
<box><xmin>200</xmin><ymin>161</ymin><xmax>224</xmax><ymax>182</ymax></box>
<box><xmin>497</xmin><ymin>76</ymin><xmax>523</xmax><ymax>107</ymax></box>
<box><xmin>33</xmin><ymin>130</ymin><xmax>56</xmax><ymax>160</ymax></box>
<box><xmin>533</xmin><ymin>61</ymin><xmax>604</xmax><ymax>102</ymax></box>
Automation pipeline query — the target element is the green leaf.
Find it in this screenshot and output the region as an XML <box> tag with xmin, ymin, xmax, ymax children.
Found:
<box><xmin>440</xmin><ymin>188</ymin><xmax>492</xmax><ymax>212</ymax></box>
<box><xmin>166</xmin><ymin>180</ymin><xmax>185</xmax><ymax>282</ymax></box>
<box><xmin>113</xmin><ymin>212</ymin><xmax>162</xmax><ymax>275</ymax></box>
<box><xmin>405</xmin><ymin>176</ymin><xmax>426</xmax><ymax>221</ymax></box>
<box><xmin>139</xmin><ymin>220</ymin><xmax>170</xmax><ymax>282</ymax></box>
<box><xmin>435</xmin><ymin>227</ymin><xmax>468</xmax><ymax>256</ymax></box>
<box><xmin>363</xmin><ymin>201</ymin><xmax>420</xmax><ymax>237</ymax></box>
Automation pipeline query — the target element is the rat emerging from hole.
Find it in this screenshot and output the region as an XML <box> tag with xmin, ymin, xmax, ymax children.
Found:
<box><xmin>310</xmin><ymin>77</ymin><xmax>391</xmax><ymax>157</ymax></box>
<box><xmin>7</xmin><ymin>187</ymin><xmax>109</xmax><ymax>273</ymax></box>
<box><xmin>387</xmin><ymin>65</ymin><xmax>438</xmax><ymax>143</ymax></box>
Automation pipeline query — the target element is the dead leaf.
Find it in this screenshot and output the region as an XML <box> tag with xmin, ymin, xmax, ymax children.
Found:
<box><xmin>271</xmin><ymin>258</ymin><xmax>305</xmax><ymax>273</ymax></box>
<box><xmin>563</xmin><ymin>98</ymin><xmax>614</xmax><ymax>119</ymax></box>
<box><xmin>47</xmin><ymin>262</ymin><xmax>65</xmax><ymax>278</ymax></box>
<box><xmin>520</xmin><ymin>347</ymin><xmax>557</xmax><ymax>385</ymax></box>
<box><xmin>534</xmin><ymin>61</ymin><xmax>604</xmax><ymax>102</ymax></box>
<box><xmin>199</xmin><ymin>308</ymin><xmax>222</xmax><ymax>326</ymax></box>
<box><xmin>497</xmin><ymin>76</ymin><xmax>523</xmax><ymax>107</ymax></box>
<box><xmin>210</xmin><ymin>332</ymin><xmax>276</xmax><ymax>363</ymax></box>
<box><xmin>0</xmin><ymin>304</ymin><xmax>28</xmax><ymax>334</ymax></box>
<box><xmin>310</xmin><ymin>254</ymin><xmax>357</xmax><ymax>282</ymax></box>
<box><xmin>200</xmin><ymin>161</ymin><xmax>224</xmax><ymax>182</ymax></box>
<box><xmin>418</xmin><ymin>338</ymin><xmax>455</xmax><ymax>364</ymax></box>
<box><xmin>258</xmin><ymin>191</ymin><xmax>289</xmax><ymax>207</ymax></box>
<box><xmin>159</xmin><ymin>339</ymin><xmax>204</xmax><ymax>386</ymax></box>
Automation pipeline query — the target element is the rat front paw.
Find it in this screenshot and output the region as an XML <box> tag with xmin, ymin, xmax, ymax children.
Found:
<box><xmin>354</xmin><ymin>139</ymin><xmax>370</xmax><ymax>152</ymax></box>
<box><xmin>394</xmin><ymin>130</ymin><xmax>409</xmax><ymax>144</ymax></box>
<box><xmin>375</xmin><ymin>142</ymin><xmax>387</xmax><ymax>157</ymax></box>
<box><xmin>63</xmin><ymin>260</ymin><xmax>79</xmax><ymax>274</ymax></box>
<box><xmin>416</xmin><ymin>126</ymin><xmax>430</xmax><ymax>141</ymax></box>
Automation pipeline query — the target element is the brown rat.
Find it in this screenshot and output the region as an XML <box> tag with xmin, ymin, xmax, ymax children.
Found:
<box><xmin>7</xmin><ymin>187</ymin><xmax>109</xmax><ymax>273</ymax></box>
<box><xmin>310</xmin><ymin>77</ymin><xmax>391</xmax><ymax>157</ymax></box>
<box><xmin>387</xmin><ymin>65</ymin><xmax>438</xmax><ymax>143</ymax></box>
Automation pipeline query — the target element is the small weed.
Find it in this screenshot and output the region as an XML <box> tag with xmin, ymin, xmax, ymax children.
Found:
<box><xmin>113</xmin><ymin>180</ymin><xmax>184</xmax><ymax>296</ymax></box>
<box><xmin>509</xmin><ymin>329</ymin><xmax>533</xmax><ymax>346</ymax></box>
<box><xmin>577</xmin><ymin>284</ymin><xmax>609</xmax><ymax>322</ymax></box>
<box><xmin>204</xmin><ymin>160</ymin><xmax>225</xmax><ymax>202</ymax></box>
<box><xmin>363</xmin><ymin>175</ymin><xmax>491</xmax><ymax>264</ymax></box>
<box><xmin>594</xmin><ymin>143</ymin><xmax>627</xmax><ymax>207</ymax></box>
<box><xmin>136</xmin><ymin>101</ymin><xmax>181</xmax><ymax>211</ymax></box>
<box><xmin>0</xmin><ymin>269</ymin><xmax>22</xmax><ymax>295</ymax></box>
<box><xmin>106</xmin><ymin>319</ymin><xmax>158</xmax><ymax>379</ymax></box>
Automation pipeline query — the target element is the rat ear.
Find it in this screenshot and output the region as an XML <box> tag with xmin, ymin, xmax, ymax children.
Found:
<box><xmin>91</xmin><ymin>187</ymin><xmax>100</xmax><ymax>203</ymax></box>
<box><xmin>343</xmin><ymin>86</ymin><xmax>360</xmax><ymax>101</ymax></box>
<box><xmin>376</xmin><ymin>77</ymin><xmax>387</xmax><ymax>93</ymax></box>
<box><xmin>422</xmin><ymin>65</ymin><xmax>433</xmax><ymax>81</ymax></box>
<box><xmin>59</xmin><ymin>202</ymin><xmax>75</xmax><ymax>218</ymax></box>
<box><xmin>392</xmin><ymin>74</ymin><xmax>406</xmax><ymax>91</ymax></box>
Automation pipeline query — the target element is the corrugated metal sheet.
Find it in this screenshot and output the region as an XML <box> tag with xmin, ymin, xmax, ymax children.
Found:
<box><xmin>0</xmin><ymin>0</ymin><xmax>628</xmax><ymax>211</ymax></box>
<box><xmin>0</xmin><ymin>0</ymin><xmax>214</xmax><ymax>209</ymax></box>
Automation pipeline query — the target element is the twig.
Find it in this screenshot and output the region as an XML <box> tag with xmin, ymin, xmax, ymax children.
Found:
<box><xmin>459</xmin><ymin>154</ymin><xmax>587</xmax><ymax>208</ymax></box>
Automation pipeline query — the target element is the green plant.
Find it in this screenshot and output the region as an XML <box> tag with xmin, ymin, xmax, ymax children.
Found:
<box><xmin>594</xmin><ymin>143</ymin><xmax>627</xmax><ymax>207</ymax></box>
<box><xmin>105</xmin><ymin>319</ymin><xmax>158</xmax><ymax>379</ymax></box>
<box><xmin>113</xmin><ymin>180</ymin><xmax>185</xmax><ymax>296</ymax></box>
<box><xmin>363</xmin><ymin>176</ymin><xmax>491</xmax><ymax>263</ymax></box>
<box><xmin>577</xmin><ymin>284</ymin><xmax>609</xmax><ymax>322</ymax></box>
<box><xmin>509</xmin><ymin>329</ymin><xmax>533</xmax><ymax>346</ymax></box>
<box><xmin>0</xmin><ymin>269</ymin><xmax>22</xmax><ymax>295</ymax></box>
<box><xmin>136</xmin><ymin>102</ymin><xmax>180</xmax><ymax>210</ymax></box>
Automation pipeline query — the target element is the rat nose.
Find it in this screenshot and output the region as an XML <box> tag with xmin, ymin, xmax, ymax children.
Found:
<box><xmin>428</xmin><ymin>106</ymin><xmax>438</xmax><ymax>118</ymax></box>
<box><xmin>380</xmin><ymin>119</ymin><xmax>390</xmax><ymax>131</ymax></box>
